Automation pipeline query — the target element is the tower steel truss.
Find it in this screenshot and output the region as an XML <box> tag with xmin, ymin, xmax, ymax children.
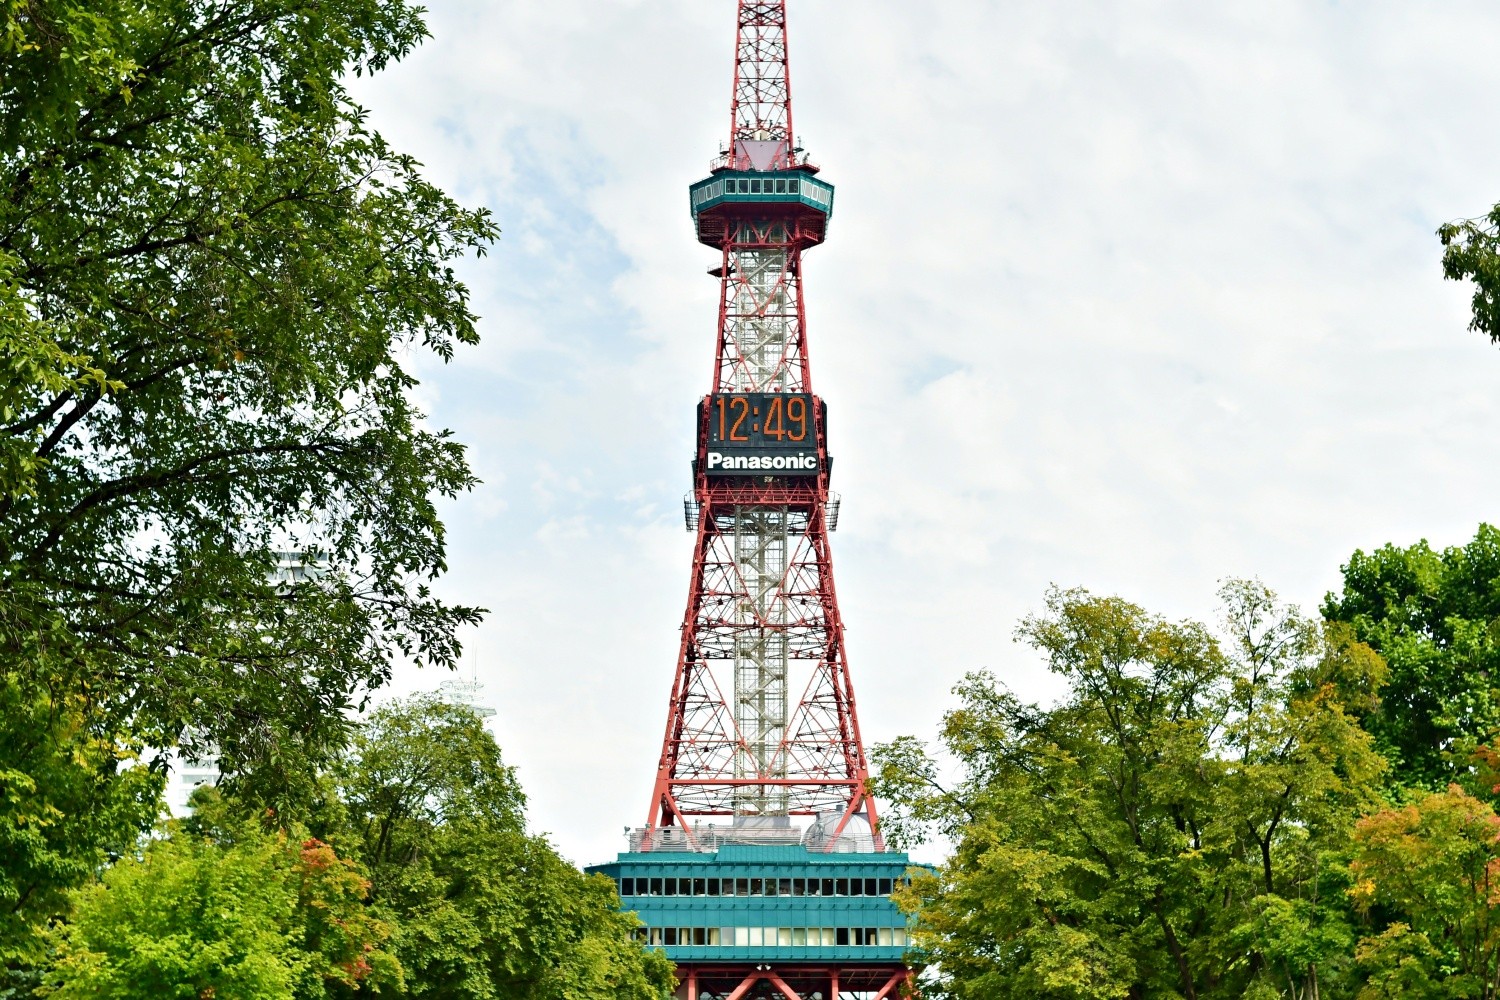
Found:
<box><xmin>644</xmin><ymin>0</ymin><xmax>883</xmax><ymax>862</ymax></box>
<box><xmin>602</xmin><ymin>4</ymin><xmax>920</xmax><ymax>996</ymax></box>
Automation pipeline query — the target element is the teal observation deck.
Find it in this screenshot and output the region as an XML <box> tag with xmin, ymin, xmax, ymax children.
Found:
<box><xmin>688</xmin><ymin>169</ymin><xmax>835</xmax><ymax>248</ymax></box>
<box><xmin>689</xmin><ymin>170</ymin><xmax>835</xmax><ymax>218</ymax></box>
<box><xmin>587</xmin><ymin>845</ymin><xmax>915</xmax><ymax>964</ymax></box>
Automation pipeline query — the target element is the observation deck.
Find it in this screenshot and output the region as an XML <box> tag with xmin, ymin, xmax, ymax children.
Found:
<box><xmin>589</xmin><ymin>845</ymin><xmax>918</xmax><ymax>996</ymax></box>
<box><xmin>689</xmin><ymin>169</ymin><xmax>835</xmax><ymax>248</ymax></box>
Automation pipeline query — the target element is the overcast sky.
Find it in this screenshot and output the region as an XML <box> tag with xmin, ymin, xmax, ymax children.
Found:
<box><xmin>349</xmin><ymin>0</ymin><xmax>1500</xmax><ymax>866</ymax></box>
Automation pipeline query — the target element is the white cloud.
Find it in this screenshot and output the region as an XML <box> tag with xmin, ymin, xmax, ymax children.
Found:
<box><xmin>351</xmin><ymin>0</ymin><xmax>1500</xmax><ymax>864</ymax></box>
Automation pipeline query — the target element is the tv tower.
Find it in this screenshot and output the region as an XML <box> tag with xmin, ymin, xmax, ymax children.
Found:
<box><xmin>588</xmin><ymin>4</ymin><xmax>918</xmax><ymax>998</ymax></box>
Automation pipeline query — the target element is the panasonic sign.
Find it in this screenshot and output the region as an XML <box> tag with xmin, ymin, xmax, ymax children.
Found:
<box><xmin>705</xmin><ymin>451</ymin><xmax>819</xmax><ymax>475</ymax></box>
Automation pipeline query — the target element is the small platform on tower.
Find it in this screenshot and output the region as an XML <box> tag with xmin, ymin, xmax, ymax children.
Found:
<box><xmin>689</xmin><ymin>169</ymin><xmax>835</xmax><ymax>248</ymax></box>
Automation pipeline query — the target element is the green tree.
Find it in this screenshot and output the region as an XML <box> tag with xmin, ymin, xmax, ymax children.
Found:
<box><xmin>0</xmin><ymin>635</ymin><xmax>161</xmax><ymax>972</ymax></box>
<box><xmin>0</xmin><ymin>0</ymin><xmax>491</xmax><ymax>774</ymax></box>
<box><xmin>1440</xmin><ymin>206</ymin><xmax>1500</xmax><ymax>347</ymax></box>
<box><xmin>335</xmin><ymin>697</ymin><xmax>675</xmax><ymax>1000</ymax></box>
<box><xmin>42</xmin><ymin>795</ymin><xmax>400</xmax><ymax>1000</ymax></box>
<box><xmin>873</xmin><ymin>582</ymin><xmax>1387</xmax><ymax>1000</ymax></box>
<box><xmin>0</xmin><ymin>0</ymin><xmax>493</xmax><ymax>959</ymax></box>
<box><xmin>1349</xmin><ymin>786</ymin><xmax>1500</xmax><ymax>999</ymax></box>
<box><xmin>1322</xmin><ymin>524</ymin><xmax>1500</xmax><ymax>789</ymax></box>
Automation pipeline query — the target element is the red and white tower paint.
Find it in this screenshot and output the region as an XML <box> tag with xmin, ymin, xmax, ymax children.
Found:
<box><xmin>640</xmin><ymin>0</ymin><xmax>882</xmax><ymax>856</ymax></box>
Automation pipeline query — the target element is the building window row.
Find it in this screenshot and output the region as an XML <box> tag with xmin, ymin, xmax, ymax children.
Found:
<box><xmin>631</xmin><ymin>926</ymin><xmax>908</xmax><ymax>948</ymax></box>
<box><xmin>691</xmin><ymin>177</ymin><xmax>833</xmax><ymax>207</ymax></box>
<box><xmin>619</xmin><ymin>876</ymin><xmax>900</xmax><ymax>898</ymax></box>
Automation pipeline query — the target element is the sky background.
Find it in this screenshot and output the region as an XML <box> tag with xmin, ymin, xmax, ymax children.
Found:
<box><xmin>348</xmin><ymin>0</ymin><xmax>1500</xmax><ymax>866</ymax></box>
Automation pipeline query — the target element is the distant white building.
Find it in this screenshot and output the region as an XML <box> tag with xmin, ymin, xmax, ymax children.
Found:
<box><xmin>437</xmin><ymin>676</ymin><xmax>496</xmax><ymax>719</ymax></box>
<box><xmin>163</xmin><ymin>751</ymin><xmax>221</xmax><ymax>817</ymax></box>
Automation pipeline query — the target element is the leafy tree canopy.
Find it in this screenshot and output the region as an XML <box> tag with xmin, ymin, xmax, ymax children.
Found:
<box><xmin>1323</xmin><ymin>524</ymin><xmax>1500</xmax><ymax>789</ymax></box>
<box><xmin>0</xmin><ymin>0</ymin><xmax>492</xmax><ymax>776</ymax></box>
<box><xmin>0</xmin><ymin>0</ymin><xmax>494</xmax><ymax>961</ymax></box>
<box><xmin>1349</xmin><ymin>786</ymin><xmax>1500</xmax><ymax>1000</ymax></box>
<box><xmin>43</xmin><ymin>790</ymin><xmax>400</xmax><ymax>1000</ymax></box>
<box><xmin>873</xmin><ymin>582</ymin><xmax>1387</xmax><ymax>1000</ymax></box>
<box><xmin>1441</xmin><ymin>207</ymin><xmax>1500</xmax><ymax>346</ymax></box>
<box><xmin>36</xmin><ymin>697</ymin><xmax>674</xmax><ymax>999</ymax></box>
<box><xmin>330</xmin><ymin>696</ymin><xmax>675</xmax><ymax>1000</ymax></box>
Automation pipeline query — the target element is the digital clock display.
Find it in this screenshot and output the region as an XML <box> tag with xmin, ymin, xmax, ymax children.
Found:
<box><xmin>701</xmin><ymin>392</ymin><xmax>822</xmax><ymax>477</ymax></box>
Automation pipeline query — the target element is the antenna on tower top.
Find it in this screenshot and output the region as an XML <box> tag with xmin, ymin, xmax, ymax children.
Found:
<box><xmin>728</xmin><ymin>0</ymin><xmax>796</xmax><ymax>171</ymax></box>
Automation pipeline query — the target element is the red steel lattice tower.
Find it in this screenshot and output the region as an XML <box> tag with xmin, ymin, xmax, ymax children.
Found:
<box><xmin>643</xmin><ymin>0</ymin><xmax>883</xmax><ymax>855</ymax></box>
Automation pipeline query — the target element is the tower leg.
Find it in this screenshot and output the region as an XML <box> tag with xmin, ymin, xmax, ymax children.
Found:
<box><xmin>830</xmin><ymin>970</ymin><xmax>840</xmax><ymax>1000</ymax></box>
<box><xmin>765</xmin><ymin>971</ymin><xmax>801</xmax><ymax>999</ymax></box>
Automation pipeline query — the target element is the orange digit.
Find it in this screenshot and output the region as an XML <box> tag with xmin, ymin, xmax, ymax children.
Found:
<box><xmin>729</xmin><ymin>397</ymin><xmax>750</xmax><ymax>441</ymax></box>
<box><xmin>764</xmin><ymin>396</ymin><xmax>785</xmax><ymax>440</ymax></box>
<box><xmin>786</xmin><ymin>396</ymin><xmax>807</xmax><ymax>441</ymax></box>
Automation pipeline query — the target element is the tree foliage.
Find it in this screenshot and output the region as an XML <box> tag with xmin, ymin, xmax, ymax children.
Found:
<box><xmin>43</xmin><ymin>792</ymin><xmax>400</xmax><ymax>1000</ymax></box>
<box><xmin>0</xmin><ymin>635</ymin><xmax>160</xmax><ymax>969</ymax></box>
<box><xmin>1350</xmin><ymin>786</ymin><xmax>1500</xmax><ymax>1000</ymax></box>
<box><xmin>332</xmin><ymin>697</ymin><xmax>675</xmax><ymax>1000</ymax></box>
<box><xmin>36</xmin><ymin>698</ymin><xmax>673</xmax><ymax>999</ymax></box>
<box><xmin>874</xmin><ymin>582</ymin><xmax>1387</xmax><ymax>1000</ymax></box>
<box><xmin>0</xmin><ymin>0</ymin><xmax>492</xmax><ymax>778</ymax></box>
<box><xmin>0</xmin><ymin>0</ymin><xmax>494</xmax><ymax>960</ymax></box>
<box><xmin>1323</xmin><ymin>524</ymin><xmax>1500</xmax><ymax>790</ymax></box>
<box><xmin>1440</xmin><ymin>208</ymin><xmax>1500</xmax><ymax>346</ymax></box>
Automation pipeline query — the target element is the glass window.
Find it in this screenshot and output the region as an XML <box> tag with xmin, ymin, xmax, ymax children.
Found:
<box><xmin>649</xmin><ymin>928</ymin><xmax>663</xmax><ymax>946</ymax></box>
<box><xmin>764</xmin><ymin>878</ymin><xmax>777</xmax><ymax>897</ymax></box>
<box><xmin>748</xmin><ymin>927</ymin><xmax>763</xmax><ymax>946</ymax></box>
<box><xmin>821</xmin><ymin>879</ymin><xmax>835</xmax><ymax>896</ymax></box>
<box><xmin>620</xmin><ymin>877</ymin><xmax>634</xmax><ymax>895</ymax></box>
<box><xmin>779</xmin><ymin>928</ymin><xmax>793</xmax><ymax>946</ymax></box>
<box><xmin>850</xmin><ymin>878</ymin><xmax>864</xmax><ymax>896</ymax></box>
<box><xmin>791</xmin><ymin>878</ymin><xmax>805</xmax><ymax>896</ymax></box>
<box><xmin>708</xmin><ymin>927</ymin><xmax>722</xmax><ymax>945</ymax></box>
<box><xmin>822</xmin><ymin>928</ymin><xmax>835</xmax><ymax>946</ymax></box>
<box><xmin>779</xmin><ymin>879</ymin><xmax>793</xmax><ymax>896</ymax></box>
<box><xmin>649</xmin><ymin>878</ymin><xmax>663</xmax><ymax>896</ymax></box>
<box><xmin>663</xmin><ymin>878</ymin><xmax>677</xmax><ymax>896</ymax></box>
<box><xmin>867</xmin><ymin>927</ymin><xmax>879</xmax><ymax>946</ymax></box>
<box><xmin>894</xmin><ymin>928</ymin><xmax>907</xmax><ymax>946</ymax></box>
<box><xmin>878</xmin><ymin>928</ymin><xmax>893</xmax><ymax>947</ymax></box>
<box><xmin>737</xmin><ymin>878</ymin><xmax>750</xmax><ymax>896</ymax></box>
<box><xmin>866</xmin><ymin>878</ymin><xmax>878</xmax><ymax>896</ymax></box>
<box><xmin>836</xmin><ymin>927</ymin><xmax>850</xmax><ymax>946</ymax></box>
<box><xmin>734</xmin><ymin>926</ymin><xmax>750</xmax><ymax>946</ymax></box>
<box><xmin>693</xmin><ymin>878</ymin><xmax>706</xmax><ymax>896</ymax></box>
<box><xmin>836</xmin><ymin>878</ymin><xmax>849</xmax><ymax>895</ymax></box>
<box><xmin>791</xmin><ymin>928</ymin><xmax>806</xmax><ymax>946</ymax></box>
<box><xmin>664</xmin><ymin>928</ymin><xmax>677</xmax><ymax>946</ymax></box>
<box><xmin>749</xmin><ymin>878</ymin><xmax>763</xmax><ymax>896</ymax></box>
<box><xmin>694</xmin><ymin>927</ymin><xmax>707</xmax><ymax>945</ymax></box>
<box><xmin>751</xmin><ymin>179</ymin><xmax>762</xmax><ymax>193</ymax></box>
<box><xmin>707</xmin><ymin>878</ymin><xmax>721</xmax><ymax>896</ymax></box>
<box><xmin>777</xmin><ymin>179</ymin><xmax>788</xmax><ymax>193</ymax></box>
<box><xmin>879</xmin><ymin>878</ymin><xmax>893</xmax><ymax>895</ymax></box>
